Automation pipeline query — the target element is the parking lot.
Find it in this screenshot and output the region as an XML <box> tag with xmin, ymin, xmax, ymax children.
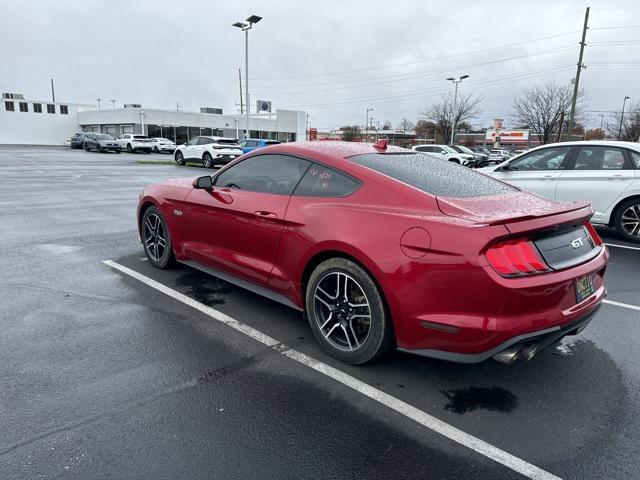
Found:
<box><xmin>1</xmin><ymin>145</ymin><xmax>639</xmax><ymax>479</ymax></box>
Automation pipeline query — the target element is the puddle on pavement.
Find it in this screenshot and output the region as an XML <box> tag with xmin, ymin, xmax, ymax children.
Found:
<box><xmin>441</xmin><ymin>386</ymin><xmax>518</xmax><ymax>414</ymax></box>
<box><xmin>176</xmin><ymin>270</ymin><xmax>232</xmax><ymax>306</ymax></box>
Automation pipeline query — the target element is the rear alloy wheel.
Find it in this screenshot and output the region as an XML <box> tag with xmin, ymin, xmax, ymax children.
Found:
<box><xmin>141</xmin><ymin>207</ymin><xmax>175</xmax><ymax>268</ymax></box>
<box><xmin>203</xmin><ymin>152</ymin><xmax>213</xmax><ymax>169</ymax></box>
<box><xmin>175</xmin><ymin>151</ymin><xmax>185</xmax><ymax>166</ymax></box>
<box><xmin>127</xmin><ymin>143</ymin><xmax>133</xmax><ymax>153</ymax></box>
<box><xmin>306</xmin><ymin>258</ymin><xmax>394</xmax><ymax>364</ymax></box>
<box><xmin>614</xmin><ymin>198</ymin><xmax>640</xmax><ymax>243</ymax></box>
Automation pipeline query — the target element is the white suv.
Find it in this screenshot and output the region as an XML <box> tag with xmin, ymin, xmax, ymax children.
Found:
<box><xmin>480</xmin><ymin>141</ymin><xmax>640</xmax><ymax>242</ymax></box>
<box><xmin>412</xmin><ymin>144</ymin><xmax>474</xmax><ymax>165</ymax></box>
<box><xmin>149</xmin><ymin>137</ymin><xmax>176</xmax><ymax>154</ymax></box>
<box><xmin>117</xmin><ymin>134</ymin><xmax>153</xmax><ymax>153</ymax></box>
<box><xmin>174</xmin><ymin>136</ymin><xmax>243</xmax><ymax>168</ymax></box>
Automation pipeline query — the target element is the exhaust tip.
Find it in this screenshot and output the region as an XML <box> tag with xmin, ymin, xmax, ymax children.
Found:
<box><xmin>493</xmin><ymin>346</ymin><xmax>523</xmax><ymax>364</ymax></box>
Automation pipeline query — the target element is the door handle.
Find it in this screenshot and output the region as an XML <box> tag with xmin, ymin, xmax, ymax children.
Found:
<box><xmin>542</xmin><ymin>175</ymin><xmax>555</xmax><ymax>180</ymax></box>
<box><xmin>254</xmin><ymin>211</ymin><xmax>278</xmax><ymax>220</ymax></box>
<box><xmin>609</xmin><ymin>175</ymin><xmax>624</xmax><ymax>180</ymax></box>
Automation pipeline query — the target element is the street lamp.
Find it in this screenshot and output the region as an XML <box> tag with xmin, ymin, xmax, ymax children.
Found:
<box><xmin>366</xmin><ymin>108</ymin><xmax>374</xmax><ymax>142</ymax></box>
<box><xmin>96</xmin><ymin>98</ymin><xmax>102</xmax><ymax>111</ymax></box>
<box><xmin>110</xmin><ymin>99</ymin><xmax>118</xmax><ymax>109</ymax></box>
<box><xmin>446</xmin><ymin>74</ymin><xmax>469</xmax><ymax>146</ymax></box>
<box><xmin>618</xmin><ymin>95</ymin><xmax>631</xmax><ymax>140</ymax></box>
<box><xmin>233</xmin><ymin>14</ymin><xmax>262</xmax><ymax>140</ymax></box>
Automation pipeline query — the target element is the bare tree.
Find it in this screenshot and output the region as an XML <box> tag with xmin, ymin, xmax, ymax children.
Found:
<box><xmin>608</xmin><ymin>100</ymin><xmax>640</xmax><ymax>142</ymax></box>
<box><xmin>511</xmin><ymin>81</ymin><xmax>584</xmax><ymax>144</ymax></box>
<box><xmin>421</xmin><ymin>92</ymin><xmax>483</xmax><ymax>144</ymax></box>
<box><xmin>339</xmin><ymin>125</ymin><xmax>361</xmax><ymax>142</ymax></box>
<box><xmin>399</xmin><ymin>118</ymin><xmax>415</xmax><ymax>133</ymax></box>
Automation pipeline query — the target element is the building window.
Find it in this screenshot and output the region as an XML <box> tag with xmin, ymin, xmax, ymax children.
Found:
<box><xmin>33</xmin><ymin>103</ymin><xmax>42</xmax><ymax>113</ymax></box>
<box><xmin>60</xmin><ymin>105</ymin><xmax>68</xmax><ymax>115</ymax></box>
<box><xmin>5</xmin><ymin>101</ymin><xmax>14</xmax><ymax>111</ymax></box>
<box><xmin>47</xmin><ymin>104</ymin><xmax>55</xmax><ymax>114</ymax></box>
<box><xmin>19</xmin><ymin>102</ymin><xmax>28</xmax><ymax>112</ymax></box>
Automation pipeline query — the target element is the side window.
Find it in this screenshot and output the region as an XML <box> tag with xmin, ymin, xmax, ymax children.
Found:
<box><xmin>294</xmin><ymin>163</ymin><xmax>361</xmax><ymax>197</ymax></box>
<box><xmin>214</xmin><ymin>154</ymin><xmax>311</xmax><ymax>195</ymax></box>
<box><xmin>415</xmin><ymin>146</ymin><xmax>430</xmax><ymax>153</ymax></box>
<box><xmin>628</xmin><ymin>150</ymin><xmax>640</xmax><ymax>169</ymax></box>
<box><xmin>508</xmin><ymin>146</ymin><xmax>571</xmax><ymax>171</ymax></box>
<box><xmin>239</xmin><ymin>140</ymin><xmax>247</xmax><ymax>147</ymax></box>
<box><xmin>187</xmin><ymin>137</ymin><xmax>199</xmax><ymax>146</ymax></box>
<box><xmin>572</xmin><ymin>146</ymin><xmax>626</xmax><ymax>170</ymax></box>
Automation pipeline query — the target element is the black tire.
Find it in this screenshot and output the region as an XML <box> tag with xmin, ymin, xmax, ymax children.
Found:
<box><xmin>613</xmin><ymin>198</ymin><xmax>640</xmax><ymax>243</ymax></box>
<box><xmin>175</xmin><ymin>151</ymin><xmax>185</xmax><ymax>166</ymax></box>
<box><xmin>97</xmin><ymin>144</ymin><xmax>103</xmax><ymax>153</ymax></box>
<box><xmin>116</xmin><ymin>150</ymin><xmax>121</xmax><ymax>154</ymax></box>
<box><xmin>145</xmin><ymin>149</ymin><xmax>151</xmax><ymax>154</ymax></box>
<box><xmin>84</xmin><ymin>144</ymin><xmax>91</xmax><ymax>152</ymax></box>
<box><xmin>449</xmin><ymin>158</ymin><xmax>460</xmax><ymax>164</ymax></box>
<box><xmin>203</xmin><ymin>152</ymin><xmax>213</xmax><ymax>168</ymax></box>
<box><xmin>141</xmin><ymin>206</ymin><xmax>176</xmax><ymax>269</ymax></box>
<box><xmin>154</xmin><ymin>146</ymin><xmax>159</xmax><ymax>153</ymax></box>
<box><xmin>305</xmin><ymin>258</ymin><xmax>394</xmax><ymax>364</ymax></box>
<box><xmin>127</xmin><ymin>143</ymin><xmax>133</xmax><ymax>153</ymax></box>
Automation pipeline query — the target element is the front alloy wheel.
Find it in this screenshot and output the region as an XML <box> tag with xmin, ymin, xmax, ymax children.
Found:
<box><xmin>141</xmin><ymin>207</ymin><xmax>175</xmax><ymax>268</ymax></box>
<box><xmin>615</xmin><ymin>199</ymin><xmax>640</xmax><ymax>242</ymax></box>
<box><xmin>175</xmin><ymin>151</ymin><xmax>185</xmax><ymax>165</ymax></box>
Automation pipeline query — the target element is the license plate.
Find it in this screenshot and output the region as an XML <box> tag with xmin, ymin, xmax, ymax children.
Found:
<box><xmin>575</xmin><ymin>273</ymin><xmax>597</xmax><ymax>303</ymax></box>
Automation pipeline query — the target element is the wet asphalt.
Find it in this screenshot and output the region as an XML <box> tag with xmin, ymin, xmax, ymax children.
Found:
<box><xmin>0</xmin><ymin>145</ymin><xmax>639</xmax><ymax>480</ymax></box>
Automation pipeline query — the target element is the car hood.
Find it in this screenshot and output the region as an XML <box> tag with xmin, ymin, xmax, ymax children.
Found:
<box><xmin>161</xmin><ymin>177</ymin><xmax>197</xmax><ymax>188</ymax></box>
<box><xmin>436</xmin><ymin>191</ymin><xmax>590</xmax><ymax>226</ymax></box>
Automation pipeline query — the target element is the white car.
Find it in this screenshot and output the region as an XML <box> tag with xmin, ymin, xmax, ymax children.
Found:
<box><xmin>488</xmin><ymin>149</ymin><xmax>512</xmax><ymax>163</ymax></box>
<box><xmin>174</xmin><ymin>136</ymin><xmax>243</xmax><ymax>168</ymax></box>
<box><xmin>148</xmin><ymin>137</ymin><xmax>176</xmax><ymax>154</ymax></box>
<box><xmin>117</xmin><ymin>134</ymin><xmax>153</xmax><ymax>153</ymax></box>
<box><xmin>411</xmin><ymin>144</ymin><xmax>475</xmax><ymax>165</ymax></box>
<box><xmin>479</xmin><ymin>141</ymin><xmax>640</xmax><ymax>242</ymax></box>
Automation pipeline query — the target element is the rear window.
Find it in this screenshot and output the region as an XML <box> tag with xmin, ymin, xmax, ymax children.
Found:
<box><xmin>133</xmin><ymin>135</ymin><xmax>148</xmax><ymax>139</ymax></box>
<box><xmin>216</xmin><ymin>139</ymin><xmax>240</xmax><ymax>146</ymax></box>
<box><xmin>349</xmin><ymin>152</ymin><xmax>517</xmax><ymax>198</ymax></box>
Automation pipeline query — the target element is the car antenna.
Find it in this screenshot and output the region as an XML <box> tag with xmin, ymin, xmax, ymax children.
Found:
<box><xmin>373</xmin><ymin>139</ymin><xmax>388</xmax><ymax>151</ymax></box>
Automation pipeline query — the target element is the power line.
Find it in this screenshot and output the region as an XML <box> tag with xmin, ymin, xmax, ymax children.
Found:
<box><xmin>252</xmin><ymin>45</ymin><xmax>576</xmax><ymax>91</ymax></box>
<box><xmin>250</xmin><ymin>31</ymin><xmax>580</xmax><ymax>82</ymax></box>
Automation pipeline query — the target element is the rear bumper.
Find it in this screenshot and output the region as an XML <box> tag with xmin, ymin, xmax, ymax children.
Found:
<box><xmin>392</xmin><ymin>244</ymin><xmax>609</xmax><ymax>363</ymax></box>
<box><xmin>400</xmin><ymin>302</ymin><xmax>601</xmax><ymax>363</ymax></box>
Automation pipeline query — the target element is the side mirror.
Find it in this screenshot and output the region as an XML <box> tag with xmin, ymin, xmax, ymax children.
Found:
<box><xmin>193</xmin><ymin>176</ymin><xmax>213</xmax><ymax>190</ymax></box>
<box><xmin>499</xmin><ymin>162</ymin><xmax>511</xmax><ymax>171</ymax></box>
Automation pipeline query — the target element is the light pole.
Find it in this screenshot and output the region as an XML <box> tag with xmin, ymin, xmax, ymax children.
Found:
<box><xmin>110</xmin><ymin>99</ymin><xmax>117</xmax><ymax>109</ymax></box>
<box><xmin>618</xmin><ymin>95</ymin><xmax>630</xmax><ymax>140</ymax></box>
<box><xmin>446</xmin><ymin>75</ymin><xmax>469</xmax><ymax>145</ymax></box>
<box><xmin>233</xmin><ymin>15</ymin><xmax>262</xmax><ymax>140</ymax></box>
<box><xmin>96</xmin><ymin>98</ymin><xmax>102</xmax><ymax>111</ymax></box>
<box><xmin>365</xmin><ymin>108</ymin><xmax>374</xmax><ymax>142</ymax></box>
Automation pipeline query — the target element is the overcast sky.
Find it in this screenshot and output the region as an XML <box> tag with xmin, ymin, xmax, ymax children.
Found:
<box><xmin>1</xmin><ymin>0</ymin><xmax>638</xmax><ymax>130</ymax></box>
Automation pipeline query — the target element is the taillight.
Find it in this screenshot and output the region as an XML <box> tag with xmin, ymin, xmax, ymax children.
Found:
<box><xmin>584</xmin><ymin>221</ymin><xmax>603</xmax><ymax>246</ymax></box>
<box><xmin>485</xmin><ymin>238</ymin><xmax>550</xmax><ymax>276</ymax></box>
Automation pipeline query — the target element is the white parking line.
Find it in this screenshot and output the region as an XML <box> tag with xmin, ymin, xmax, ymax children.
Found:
<box><xmin>102</xmin><ymin>259</ymin><xmax>561</xmax><ymax>480</ymax></box>
<box><xmin>604</xmin><ymin>242</ymin><xmax>640</xmax><ymax>252</ymax></box>
<box><xmin>603</xmin><ymin>299</ymin><xmax>640</xmax><ymax>312</ymax></box>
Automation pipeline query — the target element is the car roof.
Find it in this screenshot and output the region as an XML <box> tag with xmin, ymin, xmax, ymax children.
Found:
<box><xmin>271</xmin><ymin>141</ymin><xmax>408</xmax><ymax>160</ymax></box>
<box><xmin>522</xmin><ymin>140</ymin><xmax>640</xmax><ymax>153</ymax></box>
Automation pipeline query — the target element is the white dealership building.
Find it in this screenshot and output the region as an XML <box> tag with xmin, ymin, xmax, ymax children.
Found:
<box><xmin>0</xmin><ymin>92</ymin><xmax>306</xmax><ymax>145</ymax></box>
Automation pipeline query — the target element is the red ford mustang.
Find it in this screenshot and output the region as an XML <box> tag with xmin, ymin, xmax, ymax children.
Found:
<box><xmin>137</xmin><ymin>141</ymin><xmax>609</xmax><ymax>364</ymax></box>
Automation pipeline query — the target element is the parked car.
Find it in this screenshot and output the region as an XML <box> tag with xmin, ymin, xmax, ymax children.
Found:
<box><xmin>70</xmin><ymin>132</ymin><xmax>92</xmax><ymax>149</ymax></box>
<box><xmin>138</xmin><ymin>141</ymin><xmax>608</xmax><ymax>365</ymax></box>
<box><xmin>174</xmin><ymin>136</ymin><xmax>243</xmax><ymax>168</ymax></box>
<box><xmin>411</xmin><ymin>144</ymin><xmax>475</xmax><ymax>165</ymax></box>
<box><xmin>83</xmin><ymin>133</ymin><xmax>121</xmax><ymax>153</ymax></box>
<box><xmin>117</xmin><ymin>134</ymin><xmax>153</xmax><ymax>153</ymax></box>
<box><xmin>63</xmin><ymin>137</ymin><xmax>72</xmax><ymax>147</ymax></box>
<box><xmin>452</xmin><ymin>144</ymin><xmax>488</xmax><ymax>167</ymax></box>
<box><xmin>239</xmin><ymin>138</ymin><xmax>280</xmax><ymax>154</ymax></box>
<box><xmin>479</xmin><ymin>141</ymin><xmax>640</xmax><ymax>242</ymax></box>
<box><xmin>149</xmin><ymin>137</ymin><xmax>177</xmax><ymax>154</ymax></box>
<box><xmin>472</xmin><ymin>146</ymin><xmax>491</xmax><ymax>156</ymax></box>
<box><xmin>489</xmin><ymin>149</ymin><xmax>512</xmax><ymax>163</ymax></box>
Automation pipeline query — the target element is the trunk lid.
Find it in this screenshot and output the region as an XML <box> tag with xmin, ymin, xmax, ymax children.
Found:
<box><xmin>437</xmin><ymin>192</ymin><xmax>601</xmax><ymax>271</ymax></box>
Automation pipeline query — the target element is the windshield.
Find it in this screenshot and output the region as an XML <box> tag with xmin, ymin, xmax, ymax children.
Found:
<box><xmin>133</xmin><ymin>135</ymin><xmax>148</xmax><ymax>139</ymax></box>
<box><xmin>349</xmin><ymin>152</ymin><xmax>516</xmax><ymax>198</ymax></box>
<box><xmin>455</xmin><ymin>145</ymin><xmax>475</xmax><ymax>154</ymax></box>
<box><xmin>96</xmin><ymin>134</ymin><xmax>113</xmax><ymax>140</ymax></box>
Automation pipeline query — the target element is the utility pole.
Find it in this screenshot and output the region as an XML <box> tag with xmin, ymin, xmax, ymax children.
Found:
<box><xmin>306</xmin><ymin>113</ymin><xmax>310</xmax><ymax>141</ymax></box>
<box><xmin>567</xmin><ymin>6</ymin><xmax>589</xmax><ymax>139</ymax></box>
<box><xmin>365</xmin><ymin>108</ymin><xmax>374</xmax><ymax>143</ymax></box>
<box><xmin>176</xmin><ymin>100</ymin><xmax>180</xmax><ymax>111</ymax></box>
<box><xmin>50</xmin><ymin>78</ymin><xmax>55</xmax><ymax>103</ymax></box>
<box><xmin>238</xmin><ymin>68</ymin><xmax>244</xmax><ymax>114</ymax></box>
<box><xmin>618</xmin><ymin>95</ymin><xmax>631</xmax><ymax>140</ymax></box>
